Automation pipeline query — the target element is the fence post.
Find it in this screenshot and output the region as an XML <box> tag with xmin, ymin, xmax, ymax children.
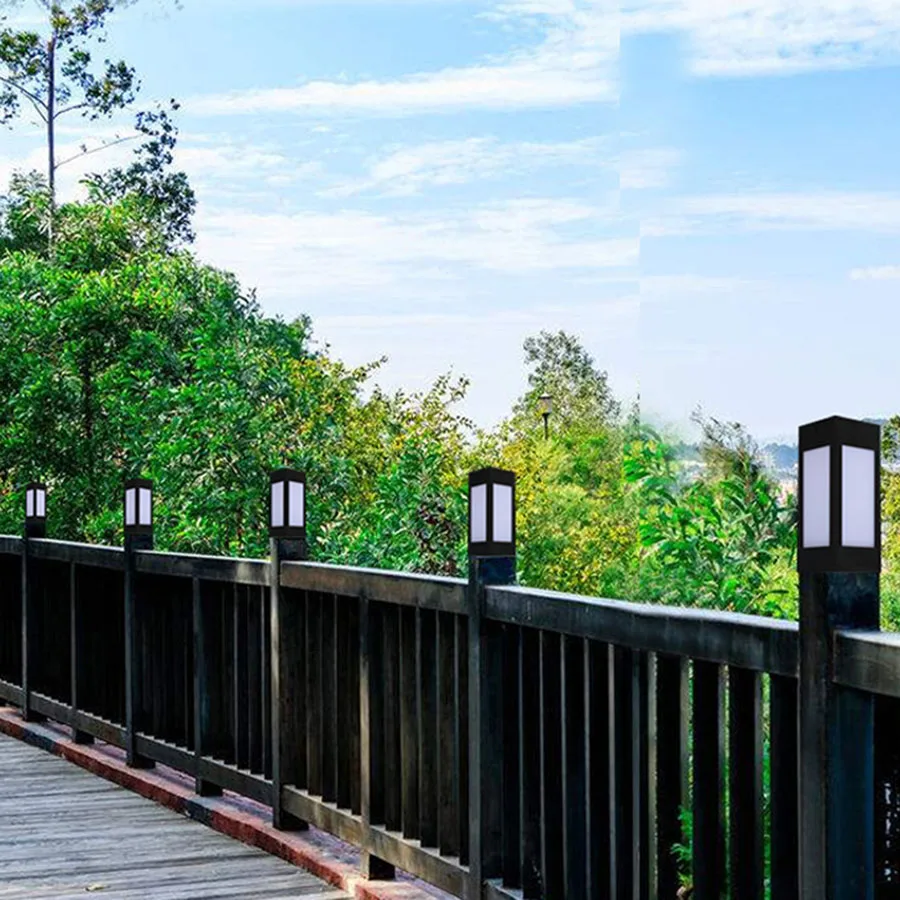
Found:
<box><xmin>124</xmin><ymin>479</ymin><xmax>155</xmax><ymax>769</ymax></box>
<box><xmin>467</xmin><ymin>467</ymin><xmax>516</xmax><ymax>900</ymax></box>
<box><xmin>797</xmin><ymin>416</ymin><xmax>880</xmax><ymax>900</ymax></box>
<box><xmin>268</xmin><ymin>469</ymin><xmax>310</xmax><ymax>830</ymax></box>
<box><xmin>70</xmin><ymin>558</ymin><xmax>93</xmax><ymax>745</ymax></box>
<box><xmin>21</xmin><ymin>482</ymin><xmax>47</xmax><ymax>723</ymax></box>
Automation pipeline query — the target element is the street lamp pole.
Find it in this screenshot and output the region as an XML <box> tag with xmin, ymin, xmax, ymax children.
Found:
<box><xmin>539</xmin><ymin>393</ymin><xmax>552</xmax><ymax>439</ymax></box>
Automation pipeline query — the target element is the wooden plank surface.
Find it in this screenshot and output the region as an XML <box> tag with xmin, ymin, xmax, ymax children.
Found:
<box><xmin>0</xmin><ymin>734</ymin><xmax>349</xmax><ymax>899</ymax></box>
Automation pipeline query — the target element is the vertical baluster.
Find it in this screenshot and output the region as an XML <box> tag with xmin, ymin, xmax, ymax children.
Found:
<box><xmin>193</xmin><ymin>577</ymin><xmax>222</xmax><ymax>796</ymax></box>
<box><xmin>418</xmin><ymin>608</ymin><xmax>439</xmax><ymax>848</ymax></box>
<box><xmin>337</xmin><ymin>595</ymin><xmax>353</xmax><ymax>810</ymax></box>
<box><xmin>348</xmin><ymin>598</ymin><xmax>361</xmax><ymax>816</ymax></box>
<box><xmin>693</xmin><ymin>659</ymin><xmax>726</xmax><ymax>899</ymax></box>
<box><xmin>540</xmin><ymin>630</ymin><xmax>564</xmax><ymax>899</ymax></box>
<box><xmin>233</xmin><ymin>582</ymin><xmax>249</xmax><ymax>769</ymax></box>
<box><xmin>613</xmin><ymin>645</ymin><xmax>635</xmax><ymax>899</ymax></box>
<box><xmin>400</xmin><ymin>605</ymin><xmax>420</xmax><ymax>838</ymax></box>
<box><xmin>656</xmin><ymin>654</ymin><xmax>689</xmax><ymax>899</ymax></box>
<box><xmin>247</xmin><ymin>586</ymin><xmax>261</xmax><ymax>770</ymax></box>
<box><xmin>306</xmin><ymin>591</ymin><xmax>323</xmax><ymax>796</ymax></box>
<box><xmin>636</xmin><ymin>650</ymin><xmax>656</xmax><ymax>900</ymax></box>
<box><xmin>730</xmin><ymin>666</ymin><xmax>764</xmax><ymax>900</ymax></box>
<box><xmin>261</xmin><ymin>588</ymin><xmax>271</xmax><ymax>779</ymax></box>
<box><xmin>219</xmin><ymin>582</ymin><xmax>237</xmax><ymax>765</ymax></box>
<box><xmin>457</xmin><ymin>612</ymin><xmax>469</xmax><ymax>866</ymax></box>
<box><xmin>520</xmin><ymin>626</ymin><xmax>542</xmax><ymax>899</ymax></box>
<box><xmin>70</xmin><ymin>562</ymin><xmax>92</xmax><ymax>744</ymax></box>
<box><xmin>360</xmin><ymin>593</ymin><xmax>395</xmax><ymax>879</ymax></box>
<box><xmin>321</xmin><ymin>592</ymin><xmax>337</xmax><ymax>802</ymax></box>
<box><xmin>563</xmin><ymin>635</ymin><xmax>587</xmax><ymax>898</ymax></box>
<box><xmin>586</xmin><ymin>640</ymin><xmax>613</xmax><ymax>900</ymax></box>
<box><xmin>502</xmin><ymin>624</ymin><xmax>521</xmax><ymax>888</ymax></box>
<box><xmin>183</xmin><ymin>581</ymin><xmax>193</xmax><ymax>751</ymax></box>
<box><xmin>438</xmin><ymin>610</ymin><xmax>460</xmax><ymax>856</ymax></box>
<box><xmin>770</xmin><ymin>673</ymin><xmax>798</xmax><ymax>900</ymax></box>
<box><xmin>383</xmin><ymin>603</ymin><xmax>402</xmax><ymax>833</ymax></box>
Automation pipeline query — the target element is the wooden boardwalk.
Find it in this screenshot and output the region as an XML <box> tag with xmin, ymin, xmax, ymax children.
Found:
<box><xmin>0</xmin><ymin>734</ymin><xmax>350</xmax><ymax>899</ymax></box>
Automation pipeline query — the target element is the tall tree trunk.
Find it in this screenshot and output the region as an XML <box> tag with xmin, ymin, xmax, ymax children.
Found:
<box><xmin>46</xmin><ymin>35</ymin><xmax>56</xmax><ymax>250</ymax></box>
<box><xmin>82</xmin><ymin>360</ymin><xmax>95</xmax><ymax>509</ymax></box>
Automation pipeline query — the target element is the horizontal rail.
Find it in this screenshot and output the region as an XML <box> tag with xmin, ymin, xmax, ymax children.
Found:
<box><xmin>282</xmin><ymin>786</ymin><xmax>365</xmax><ymax>846</ymax></box>
<box><xmin>0</xmin><ymin>679</ymin><xmax>23</xmax><ymax>707</ymax></box>
<box><xmin>485</xmin><ymin>585</ymin><xmax>800</xmax><ymax>675</ymax></box>
<box><xmin>281</xmin><ymin>561</ymin><xmax>467</xmax><ymax>614</ymax></box>
<box><xmin>364</xmin><ymin>826</ymin><xmax>468</xmax><ymax>898</ymax></box>
<box><xmin>134</xmin><ymin>550</ymin><xmax>270</xmax><ymax>586</ymax></box>
<box><xmin>72</xmin><ymin>710</ymin><xmax>126</xmax><ymax>748</ymax></box>
<box><xmin>834</xmin><ymin>630</ymin><xmax>900</xmax><ymax>698</ymax></box>
<box><xmin>27</xmin><ymin>692</ymin><xmax>126</xmax><ymax>748</ymax></box>
<box><xmin>198</xmin><ymin>758</ymin><xmax>272</xmax><ymax>806</ymax></box>
<box><xmin>0</xmin><ymin>536</ymin><xmax>22</xmax><ymax>555</ymax></box>
<box><xmin>30</xmin><ymin>539</ymin><xmax>124</xmax><ymax>570</ymax></box>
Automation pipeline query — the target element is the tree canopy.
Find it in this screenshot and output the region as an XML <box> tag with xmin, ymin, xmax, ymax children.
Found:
<box><xmin>0</xmin><ymin>0</ymin><xmax>189</xmax><ymax>245</ymax></box>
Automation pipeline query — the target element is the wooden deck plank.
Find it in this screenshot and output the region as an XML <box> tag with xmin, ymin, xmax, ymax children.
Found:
<box><xmin>0</xmin><ymin>734</ymin><xmax>349</xmax><ymax>900</ymax></box>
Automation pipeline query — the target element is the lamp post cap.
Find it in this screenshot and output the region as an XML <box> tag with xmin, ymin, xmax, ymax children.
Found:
<box><xmin>270</xmin><ymin>468</ymin><xmax>305</xmax><ymax>482</ymax></box>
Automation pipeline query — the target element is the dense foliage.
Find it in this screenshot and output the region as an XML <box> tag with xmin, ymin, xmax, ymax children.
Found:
<box><xmin>1</xmin><ymin>174</ymin><xmax>899</xmax><ymax>631</ymax></box>
<box><xmin>5</xmin><ymin>169</ymin><xmax>900</xmax><ymax>900</ymax></box>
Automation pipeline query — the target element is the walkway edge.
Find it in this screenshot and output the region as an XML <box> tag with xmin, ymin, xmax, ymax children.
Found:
<box><xmin>0</xmin><ymin>708</ymin><xmax>436</xmax><ymax>900</ymax></box>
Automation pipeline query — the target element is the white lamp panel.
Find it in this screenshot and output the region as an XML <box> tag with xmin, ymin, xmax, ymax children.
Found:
<box><xmin>289</xmin><ymin>481</ymin><xmax>304</xmax><ymax>528</ymax></box>
<box><xmin>139</xmin><ymin>488</ymin><xmax>152</xmax><ymax>526</ymax></box>
<box><xmin>802</xmin><ymin>446</ymin><xmax>830</xmax><ymax>548</ymax></box>
<box><xmin>493</xmin><ymin>484</ymin><xmax>513</xmax><ymax>544</ymax></box>
<box><xmin>471</xmin><ymin>483</ymin><xmax>487</xmax><ymax>543</ymax></box>
<box><xmin>271</xmin><ymin>481</ymin><xmax>284</xmax><ymax>528</ymax></box>
<box><xmin>842</xmin><ymin>445</ymin><xmax>875</xmax><ymax>548</ymax></box>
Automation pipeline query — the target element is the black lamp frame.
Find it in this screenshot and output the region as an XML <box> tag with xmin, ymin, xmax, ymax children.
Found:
<box><xmin>468</xmin><ymin>467</ymin><xmax>516</xmax><ymax>558</ymax></box>
<box><xmin>797</xmin><ymin>415</ymin><xmax>881</xmax><ymax>573</ymax></box>
<box><xmin>269</xmin><ymin>468</ymin><xmax>306</xmax><ymax>540</ymax></box>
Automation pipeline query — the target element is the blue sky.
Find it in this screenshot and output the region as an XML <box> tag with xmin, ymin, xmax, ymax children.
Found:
<box><xmin>3</xmin><ymin>0</ymin><xmax>900</xmax><ymax>445</ymax></box>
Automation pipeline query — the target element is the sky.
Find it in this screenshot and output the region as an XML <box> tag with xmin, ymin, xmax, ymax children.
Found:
<box><xmin>2</xmin><ymin>0</ymin><xmax>900</xmax><ymax>445</ymax></box>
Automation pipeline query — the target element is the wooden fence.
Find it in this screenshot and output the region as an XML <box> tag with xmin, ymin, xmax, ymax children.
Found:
<box><xmin>1</xmin><ymin>533</ymin><xmax>900</xmax><ymax>899</ymax></box>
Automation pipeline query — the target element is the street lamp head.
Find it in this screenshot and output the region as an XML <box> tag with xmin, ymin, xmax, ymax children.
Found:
<box><xmin>797</xmin><ymin>415</ymin><xmax>881</xmax><ymax>573</ymax></box>
<box><xmin>468</xmin><ymin>467</ymin><xmax>516</xmax><ymax>558</ymax></box>
<box><xmin>539</xmin><ymin>393</ymin><xmax>553</xmax><ymax>416</ymax></box>
<box><xmin>124</xmin><ymin>479</ymin><xmax>153</xmax><ymax>536</ymax></box>
<box><xmin>25</xmin><ymin>482</ymin><xmax>47</xmax><ymax>537</ymax></box>
<box><xmin>269</xmin><ymin>468</ymin><xmax>306</xmax><ymax>539</ymax></box>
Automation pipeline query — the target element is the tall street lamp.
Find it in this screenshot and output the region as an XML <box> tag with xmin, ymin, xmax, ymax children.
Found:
<box><xmin>539</xmin><ymin>393</ymin><xmax>552</xmax><ymax>439</ymax></box>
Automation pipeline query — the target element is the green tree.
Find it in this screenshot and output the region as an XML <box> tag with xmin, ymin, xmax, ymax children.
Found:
<box><xmin>0</xmin><ymin>187</ymin><xmax>478</xmax><ymax>569</ymax></box>
<box><xmin>0</xmin><ymin>0</ymin><xmax>183</xmax><ymax>244</ymax></box>
<box><xmin>511</xmin><ymin>330</ymin><xmax>621</xmax><ymax>434</ymax></box>
<box><xmin>623</xmin><ymin>422</ymin><xmax>796</xmax><ymax>616</ymax></box>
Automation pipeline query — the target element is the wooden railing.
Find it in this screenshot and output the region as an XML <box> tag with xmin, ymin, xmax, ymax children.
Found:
<box><xmin>2</xmin><ymin>535</ymin><xmax>900</xmax><ymax>898</ymax></box>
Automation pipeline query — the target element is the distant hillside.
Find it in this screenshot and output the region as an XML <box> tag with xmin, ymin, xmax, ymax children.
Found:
<box><xmin>674</xmin><ymin>417</ymin><xmax>894</xmax><ymax>485</ymax></box>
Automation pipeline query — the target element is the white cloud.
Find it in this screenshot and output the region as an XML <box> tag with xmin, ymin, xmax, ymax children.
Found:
<box><xmin>621</xmin><ymin>0</ymin><xmax>900</xmax><ymax>75</ymax></box>
<box><xmin>316</xmin><ymin>295</ymin><xmax>638</xmax><ymax>330</ymax></box>
<box><xmin>619</xmin><ymin>148</ymin><xmax>680</xmax><ymax>190</ymax></box>
<box><xmin>186</xmin><ymin>3</ymin><xmax>616</xmax><ymax>118</ymax></box>
<box><xmin>494</xmin><ymin>0</ymin><xmax>900</xmax><ymax>77</ymax></box>
<box><xmin>850</xmin><ymin>265</ymin><xmax>900</xmax><ymax>281</ymax></box>
<box><xmin>193</xmin><ymin>198</ymin><xmax>637</xmax><ymax>299</ymax></box>
<box><xmin>644</xmin><ymin>192</ymin><xmax>900</xmax><ymax>236</ymax></box>
<box><xmin>178</xmin><ymin>0</ymin><xmax>900</xmax><ymax>129</ymax></box>
<box><xmin>322</xmin><ymin>136</ymin><xmax>609</xmax><ymax>197</ymax></box>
